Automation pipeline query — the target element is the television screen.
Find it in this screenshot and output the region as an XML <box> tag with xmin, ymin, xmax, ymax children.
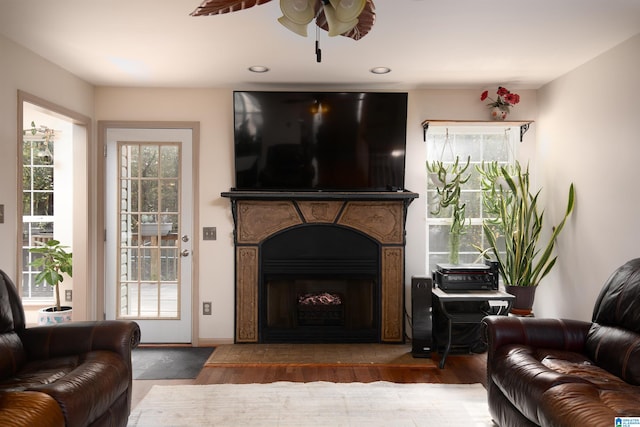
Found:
<box><xmin>233</xmin><ymin>91</ymin><xmax>408</xmax><ymax>191</ymax></box>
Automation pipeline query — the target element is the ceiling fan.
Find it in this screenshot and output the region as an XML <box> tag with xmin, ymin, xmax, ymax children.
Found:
<box><xmin>190</xmin><ymin>0</ymin><xmax>376</xmax><ymax>41</ymax></box>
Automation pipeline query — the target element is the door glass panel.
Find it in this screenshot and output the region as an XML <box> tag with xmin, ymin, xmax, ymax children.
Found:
<box><xmin>160</xmin><ymin>283</ymin><xmax>178</xmax><ymax>317</ymax></box>
<box><xmin>117</xmin><ymin>142</ymin><xmax>181</xmax><ymax>319</ymax></box>
<box><xmin>160</xmin><ymin>146</ymin><xmax>179</xmax><ymax>178</ymax></box>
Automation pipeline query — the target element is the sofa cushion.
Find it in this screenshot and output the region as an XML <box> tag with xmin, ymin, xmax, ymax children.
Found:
<box><xmin>0</xmin><ymin>390</ymin><xmax>65</xmax><ymax>427</ymax></box>
<box><xmin>538</xmin><ymin>382</ymin><xmax>640</xmax><ymax>427</ymax></box>
<box><xmin>491</xmin><ymin>345</ymin><xmax>597</xmax><ymax>424</ymax></box>
<box><xmin>492</xmin><ymin>343</ymin><xmax>640</xmax><ymax>426</ymax></box>
<box><xmin>540</xmin><ymin>350</ymin><xmax>630</xmax><ymax>388</ymax></box>
<box><xmin>586</xmin><ymin>324</ymin><xmax>640</xmax><ymax>385</ymax></box>
<box><xmin>0</xmin><ymin>351</ymin><xmax>129</xmax><ymax>427</ymax></box>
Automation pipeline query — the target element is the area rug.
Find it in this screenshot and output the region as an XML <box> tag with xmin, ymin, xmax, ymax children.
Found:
<box><xmin>132</xmin><ymin>347</ymin><xmax>215</xmax><ymax>380</ymax></box>
<box><xmin>205</xmin><ymin>343</ymin><xmax>435</xmax><ymax>368</ymax></box>
<box><xmin>128</xmin><ymin>382</ymin><xmax>493</xmax><ymax>426</ymax></box>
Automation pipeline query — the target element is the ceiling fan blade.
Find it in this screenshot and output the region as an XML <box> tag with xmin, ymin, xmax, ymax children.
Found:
<box><xmin>191</xmin><ymin>0</ymin><xmax>375</xmax><ymax>41</ymax></box>
<box><xmin>316</xmin><ymin>0</ymin><xmax>375</xmax><ymax>41</ymax></box>
<box><xmin>190</xmin><ymin>0</ymin><xmax>273</xmax><ymax>16</ymax></box>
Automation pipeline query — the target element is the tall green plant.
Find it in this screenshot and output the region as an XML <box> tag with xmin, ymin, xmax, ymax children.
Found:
<box><xmin>29</xmin><ymin>239</ymin><xmax>73</xmax><ymax>311</ymax></box>
<box><xmin>475</xmin><ymin>161</ymin><xmax>575</xmax><ymax>287</ymax></box>
<box><xmin>427</xmin><ymin>156</ymin><xmax>471</xmax><ymax>264</ymax></box>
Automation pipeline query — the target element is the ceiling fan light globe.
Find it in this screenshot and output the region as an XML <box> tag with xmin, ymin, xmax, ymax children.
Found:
<box><xmin>278</xmin><ymin>15</ymin><xmax>310</xmax><ymax>37</ymax></box>
<box><xmin>292</xmin><ymin>0</ymin><xmax>310</xmax><ymax>11</ymax></box>
<box><xmin>323</xmin><ymin>4</ymin><xmax>358</xmax><ymax>36</ymax></box>
<box><xmin>279</xmin><ymin>0</ymin><xmax>315</xmax><ymax>25</ymax></box>
<box><xmin>328</xmin><ymin>0</ymin><xmax>366</xmax><ymax>23</ymax></box>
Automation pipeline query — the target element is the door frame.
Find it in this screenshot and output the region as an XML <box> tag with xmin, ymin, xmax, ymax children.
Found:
<box><xmin>97</xmin><ymin>121</ymin><xmax>200</xmax><ymax>345</ymax></box>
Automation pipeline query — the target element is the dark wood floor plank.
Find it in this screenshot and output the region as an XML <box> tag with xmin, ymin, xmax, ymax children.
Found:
<box><xmin>134</xmin><ymin>352</ymin><xmax>487</xmax><ymax>409</ymax></box>
<box><xmin>192</xmin><ymin>353</ymin><xmax>486</xmax><ymax>385</ymax></box>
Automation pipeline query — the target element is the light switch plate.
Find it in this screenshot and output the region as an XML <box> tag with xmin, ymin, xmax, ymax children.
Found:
<box><xmin>203</xmin><ymin>227</ymin><xmax>216</xmax><ymax>240</ymax></box>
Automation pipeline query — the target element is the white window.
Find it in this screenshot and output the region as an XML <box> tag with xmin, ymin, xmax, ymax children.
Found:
<box><xmin>21</xmin><ymin>110</ymin><xmax>74</xmax><ymax>304</ymax></box>
<box><xmin>22</xmin><ymin>123</ymin><xmax>56</xmax><ymax>300</ymax></box>
<box><xmin>425</xmin><ymin>125</ymin><xmax>520</xmax><ymax>273</ymax></box>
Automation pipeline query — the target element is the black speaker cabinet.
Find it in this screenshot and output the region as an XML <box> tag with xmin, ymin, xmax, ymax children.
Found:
<box><xmin>411</xmin><ymin>275</ymin><xmax>433</xmax><ymax>358</ymax></box>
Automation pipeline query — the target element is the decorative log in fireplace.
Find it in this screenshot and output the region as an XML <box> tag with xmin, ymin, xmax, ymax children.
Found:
<box><xmin>222</xmin><ymin>191</ymin><xmax>418</xmax><ymax>343</ymax></box>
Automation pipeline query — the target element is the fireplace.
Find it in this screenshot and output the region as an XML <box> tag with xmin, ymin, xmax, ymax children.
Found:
<box><xmin>261</xmin><ymin>224</ymin><xmax>379</xmax><ymax>342</ymax></box>
<box><xmin>222</xmin><ymin>191</ymin><xmax>418</xmax><ymax>343</ymax></box>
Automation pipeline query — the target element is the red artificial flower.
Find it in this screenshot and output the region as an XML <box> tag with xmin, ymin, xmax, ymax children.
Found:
<box><xmin>480</xmin><ymin>90</ymin><xmax>489</xmax><ymax>101</ymax></box>
<box><xmin>504</xmin><ymin>93</ymin><xmax>520</xmax><ymax>105</ymax></box>
<box><xmin>497</xmin><ymin>86</ymin><xmax>509</xmax><ymax>97</ymax></box>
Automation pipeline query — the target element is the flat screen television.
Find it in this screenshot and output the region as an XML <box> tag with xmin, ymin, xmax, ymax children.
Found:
<box><xmin>233</xmin><ymin>91</ymin><xmax>408</xmax><ymax>191</ymax></box>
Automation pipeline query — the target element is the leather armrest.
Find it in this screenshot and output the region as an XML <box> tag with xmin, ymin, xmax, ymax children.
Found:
<box><xmin>19</xmin><ymin>320</ymin><xmax>141</xmax><ymax>364</ymax></box>
<box><xmin>482</xmin><ymin>315</ymin><xmax>592</xmax><ymax>354</ymax></box>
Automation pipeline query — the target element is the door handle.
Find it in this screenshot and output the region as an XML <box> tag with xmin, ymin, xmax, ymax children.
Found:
<box><xmin>181</xmin><ymin>249</ymin><xmax>191</xmax><ymax>257</ymax></box>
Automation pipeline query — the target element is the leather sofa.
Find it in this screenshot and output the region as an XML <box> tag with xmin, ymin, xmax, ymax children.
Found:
<box><xmin>482</xmin><ymin>258</ymin><xmax>640</xmax><ymax>427</ymax></box>
<box><xmin>0</xmin><ymin>270</ymin><xmax>141</xmax><ymax>427</ymax></box>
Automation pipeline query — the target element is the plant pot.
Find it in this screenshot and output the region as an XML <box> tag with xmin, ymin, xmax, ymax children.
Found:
<box><xmin>505</xmin><ymin>285</ymin><xmax>536</xmax><ymax>316</ymax></box>
<box><xmin>490</xmin><ymin>107</ymin><xmax>508</xmax><ymax>121</ymax></box>
<box><xmin>37</xmin><ymin>306</ymin><xmax>73</xmax><ymax>325</ymax></box>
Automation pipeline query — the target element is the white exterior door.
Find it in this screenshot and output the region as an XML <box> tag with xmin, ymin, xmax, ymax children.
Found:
<box><xmin>105</xmin><ymin>127</ymin><xmax>193</xmax><ymax>343</ymax></box>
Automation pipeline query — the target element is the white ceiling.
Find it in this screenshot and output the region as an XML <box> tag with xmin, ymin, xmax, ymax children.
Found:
<box><xmin>1</xmin><ymin>0</ymin><xmax>639</xmax><ymax>90</ymax></box>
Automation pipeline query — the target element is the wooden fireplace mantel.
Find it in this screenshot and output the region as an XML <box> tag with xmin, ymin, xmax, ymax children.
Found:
<box><xmin>221</xmin><ymin>190</ymin><xmax>418</xmax><ymax>343</ymax></box>
<box><xmin>221</xmin><ymin>190</ymin><xmax>419</xmax><ymax>201</ymax></box>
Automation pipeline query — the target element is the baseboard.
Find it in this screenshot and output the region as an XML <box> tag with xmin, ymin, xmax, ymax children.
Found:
<box><xmin>196</xmin><ymin>338</ymin><xmax>234</xmax><ymax>347</ymax></box>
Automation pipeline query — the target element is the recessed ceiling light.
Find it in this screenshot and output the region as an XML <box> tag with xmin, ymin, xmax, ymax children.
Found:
<box><xmin>370</xmin><ymin>67</ymin><xmax>391</xmax><ymax>75</ymax></box>
<box><xmin>248</xmin><ymin>65</ymin><xmax>269</xmax><ymax>73</ymax></box>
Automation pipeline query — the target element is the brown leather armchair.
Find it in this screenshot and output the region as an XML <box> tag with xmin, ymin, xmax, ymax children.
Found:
<box><xmin>482</xmin><ymin>259</ymin><xmax>640</xmax><ymax>427</ymax></box>
<box><xmin>0</xmin><ymin>270</ymin><xmax>141</xmax><ymax>427</ymax></box>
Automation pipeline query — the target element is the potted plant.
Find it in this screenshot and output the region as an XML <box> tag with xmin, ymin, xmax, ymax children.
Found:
<box><xmin>480</xmin><ymin>86</ymin><xmax>521</xmax><ymax>120</ymax></box>
<box><xmin>427</xmin><ymin>156</ymin><xmax>471</xmax><ymax>264</ymax></box>
<box><xmin>29</xmin><ymin>239</ymin><xmax>73</xmax><ymax>324</ymax></box>
<box><xmin>475</xmin><ymin>161</ymin><xmax>575</xmax><ymax>315</ymax></box>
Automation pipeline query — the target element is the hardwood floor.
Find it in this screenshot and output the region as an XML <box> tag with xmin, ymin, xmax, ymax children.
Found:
<box><xmin>131</xmin><ymin>352</ymin><xmax>487</xmax><ymax>409</ymax></box>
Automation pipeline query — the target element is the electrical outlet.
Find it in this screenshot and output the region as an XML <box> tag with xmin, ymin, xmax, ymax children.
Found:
<box><xmin>203</xmin><ymin>301</ymin><xmax>212</xmax><ymax>315</ymax></box>
<box><xmin>203</xmin><ymin>227</ymin><xmax>217</xmax><ymax>241</ymax></box>
<box><xmin>65</xmin><ymin>289</ymin><xmax>72</xmax><ymax>302</ymax></box>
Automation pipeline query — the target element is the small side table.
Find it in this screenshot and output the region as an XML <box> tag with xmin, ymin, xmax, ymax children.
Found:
<box><xmin>432</xmin><ymin>288</ymin><xmax>514</xmax><ymax>369</ymax></box>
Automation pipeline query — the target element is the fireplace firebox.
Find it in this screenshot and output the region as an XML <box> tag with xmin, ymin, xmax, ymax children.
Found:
<box><xmin>222</xmin><ymin>191</ymin><xmax>418</xmax><ymax>343</ymax></box>
<box><xmin>261</xmin><ymin>224</ymin><xmax>379</xmax><ymax>342</ymax></box>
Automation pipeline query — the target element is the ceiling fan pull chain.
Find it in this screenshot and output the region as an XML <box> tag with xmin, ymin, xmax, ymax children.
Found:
<box><xmin>316</xmin><ymin>25</ymin><xmax>322</xmax><ymax>62</ymax></box>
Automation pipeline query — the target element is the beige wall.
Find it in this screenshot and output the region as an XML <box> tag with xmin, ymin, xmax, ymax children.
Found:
<box><xmin>0</xmin><ymin>35</ymin><xmax>94</xmax><ymax>323</ymax></box>
<box><xmin>95</xmin><ymin>88</ymin><xmax>236</xmax><ymax>341</ymax></box>
<box><xmin>534</xmin><ymin>33</ymin><xmax>640</xmax><ymax>320</ymax></box>
<box><xmin>4</xmin><ymin>30</ymin><xmax>640</xmax><ymax>340</ymax></box>
<box><xmin>95</xmin><ymin>86</ymin><xmax>538</xmax><ymax>341</ymax></box>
